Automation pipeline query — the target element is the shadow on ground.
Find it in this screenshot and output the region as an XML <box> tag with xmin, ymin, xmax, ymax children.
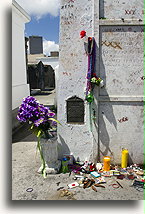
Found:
<box><xmin>12</xmin><ymin>124</ymin><xmax>37</xmax><ymax>143</ymax></box>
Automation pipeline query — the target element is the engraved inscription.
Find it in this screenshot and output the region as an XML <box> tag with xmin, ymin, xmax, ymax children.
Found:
<box><xmin>67</xmin><ymin>96</ymin><xmax>84</xmax><ymax>123</ymax></box>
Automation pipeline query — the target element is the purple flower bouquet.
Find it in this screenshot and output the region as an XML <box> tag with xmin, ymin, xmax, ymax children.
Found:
<box><xmin>17</xmin><ymin>96</ymin><xmax>60</xmax><ymax>177</ymax></box>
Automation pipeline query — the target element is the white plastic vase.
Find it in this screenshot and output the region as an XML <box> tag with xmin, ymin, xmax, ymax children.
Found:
<box><xmin>37</xmin><ymin>136</ymin><xmax>61</xmax><ymax>174</ymax></box>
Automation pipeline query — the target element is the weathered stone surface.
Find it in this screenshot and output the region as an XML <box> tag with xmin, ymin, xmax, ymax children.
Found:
<box><xmin>58</xmin><ymin>0</ymin><xmax>144</xmax><ymax>164</ymax></box>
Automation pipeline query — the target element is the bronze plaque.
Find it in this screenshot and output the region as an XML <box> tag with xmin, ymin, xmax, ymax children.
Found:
<box><xmin>67</xmin><ymin>96</ymin><xmax>84</xmax><ymax>123</ymax></box>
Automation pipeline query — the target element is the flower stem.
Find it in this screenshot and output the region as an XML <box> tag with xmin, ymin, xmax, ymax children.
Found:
<box><xmin>37</xmin><ymin>136</ymin><xmax>46</xmax><ymax>178</ymax></box>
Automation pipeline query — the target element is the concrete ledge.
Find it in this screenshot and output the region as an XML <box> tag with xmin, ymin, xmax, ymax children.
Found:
<box><xmin>99</xmin><ymin>19</ymin><xmax>144</xmax><ymax>26</ymax></box>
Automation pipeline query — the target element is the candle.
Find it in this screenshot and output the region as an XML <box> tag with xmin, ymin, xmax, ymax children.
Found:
<box><xmin>121</xmin><ymin>149</ymin><xmax>128</xmax><ymax>168</ymax></box>
<box><xmin>103</xmin><ymin>156</ymin><xmax>110</xmax><ymax>171</ymax></box>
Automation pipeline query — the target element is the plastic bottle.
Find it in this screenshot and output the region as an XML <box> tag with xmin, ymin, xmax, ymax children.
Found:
<box><xmin>61</xmin><ymin>157</ymin><xmax>69</xmax><ymax>173</ymax></box>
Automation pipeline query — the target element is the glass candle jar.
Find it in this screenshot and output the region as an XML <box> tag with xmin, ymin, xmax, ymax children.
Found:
<box><xmin>103</xmin><ymin>156</ymin><xmax>111</xmax><ymax>171</ymax></box>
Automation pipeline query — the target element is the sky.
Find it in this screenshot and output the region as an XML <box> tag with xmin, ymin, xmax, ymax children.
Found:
<box><xmin>16</xmin><ymin>0</ymin><xmax>60</xmax><ymax>56</ymax></box>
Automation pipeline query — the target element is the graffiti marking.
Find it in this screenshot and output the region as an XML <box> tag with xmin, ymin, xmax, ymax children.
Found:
<box><xmin>101</xmin><ymin>41</ymin><xmax>122</xmax><ymax>50</ymax></box>
<box><xmin>125</xmin><ymin>10</ymin><xmax>136</xmax><ymax>15</ymax></box>
<box><xmin>68</xmin><ymin>0</ymin><xmax>75</xmax><ymax>2</ymax></box>
<box><xmin>118</xmin><ymin>117</ymin><xmax>128</xmax><ymax>123</ymax></box>
<box><xmin>63</xmin><ymin>72</ymin><xmax>71</xmax><ymax>76</ymax></box>
<box><xmin>61</xmin><ymin>4</ymin><xmax>74</xmax><ymax>9</ymax></box>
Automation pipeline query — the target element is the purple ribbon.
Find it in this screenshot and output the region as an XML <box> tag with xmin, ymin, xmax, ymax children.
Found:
<box><xmin>86</xmin><ymin>38</ymin><xmax>96</xmax><ymax>96</ymax></box>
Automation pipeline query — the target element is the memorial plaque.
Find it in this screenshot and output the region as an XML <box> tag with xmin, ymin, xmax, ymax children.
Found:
<box><xmin>67</xmin><ymin>96</ymin><xmax>84</xmax><ymax>123</ymax></box>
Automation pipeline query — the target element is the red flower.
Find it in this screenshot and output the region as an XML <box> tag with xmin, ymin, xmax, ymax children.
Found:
<box><xmin>80</xmin><ymin>30</ymin><xmax>86</xmax><ymax>38</ymax></box>
<box><xmin>93</xmin><ymin>73</ymin><xmax>96</xmax><ymax>77</ymax></box>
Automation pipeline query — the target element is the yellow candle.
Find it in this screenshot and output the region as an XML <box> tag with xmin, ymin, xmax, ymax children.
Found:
<box><xmin>121</xmin><ymin>149</ymin><xmax>128</xmax><ymax>168</ymax></box>
<box><xmin>103</xmin><ymin>156</ymin><xmax>110</xmax><ymax>171</ymax></box>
